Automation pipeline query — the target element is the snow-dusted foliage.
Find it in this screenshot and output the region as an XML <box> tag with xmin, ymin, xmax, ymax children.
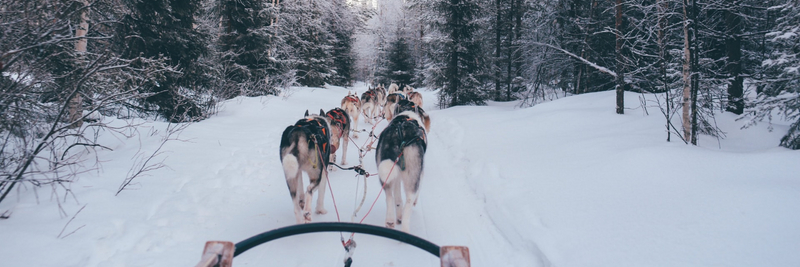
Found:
<box><xmin>411</xmin><ymin>0</ymin><xmax>490</xmax><ymax>107</ymax></box>
<box><xmin>749</xmin><ymin>2</ymin><xmax>800</xmax><ymax>149</ymax></box>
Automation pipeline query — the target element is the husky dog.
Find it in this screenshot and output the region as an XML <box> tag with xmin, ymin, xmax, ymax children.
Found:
<box><xmin>341</xmin><ymin>91</ymin><xmax>361</xmax><ymax>137</ymax></box>
<box><xmin>374</xmin><ymin>84</ymin><xmax>387</xmax><ymax>108</ymax></box>
<box><xmin>383</xmin><ymin>91</ymin><xmax>408</xmax><ymax>121</ymax></box>
<box><xmin>279</xmin><ymin>109</ymin><xmax>331</xmax><ymax>223</ymax></box>
<box><xmin>394</xmin><ymin>99</ymin><xmax>431</xmax><ymax>132</ymax></box>
<box><xmin>407</xmin><ymin>91</ymin><xmax>423</xmax><ymax>108</ymax></box>
<box><xmin>387</xmin><ymin>83</ymin><xmax>400</xmax><ymax>95</ymax></box>
<box><xmin>402</xmin><ymin>85</ymin><xmax>415</xmax><ymax>95</ymax></box>
<box><xmin>325</xmin><ymin>107</ymin><xmax>351</xmax><ymax>169</ymax></box>
<box><xmin>375</xmin><ymin>111</ymin><xmax>428</xmax><ymax>233</ymax></box>
<box><xmin>361</xmin><ymin>89</ymin><xmax>380</xmax><ymax>124</ymax></box>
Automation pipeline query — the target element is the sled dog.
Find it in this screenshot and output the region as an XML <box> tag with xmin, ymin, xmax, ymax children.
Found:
<box><xmin>383</xmin><ymin>91</ymin><xmax>407</xmax><ymax>121</ymax></box>
<box><xmin>407</xmin><ymin>91</ymin><xmax>423</xmax><ymax>108</ymax></box>
<box><xmin>361</xmin><ymin>89</ymin><xmax>380</xmax><ymax>124</ymax></box>
<box><xmin>387</xmin><ymin>83</ymin><xmax>400</xmax><ymax>95</ymax></box>
<box><xmin>394</xmin><ymin>99</ymin><xmax>431</xmax><ymax>132</ymax></box>
<box><xmin>341</xmin><ymin>91</ymin><xmax>361</xmax><ymax>137</ymax></box>
<box><xmin>279</xmin><ymin>109</ymin><xmax>331</xmax><ymax>223</ymax></box>
<box><xmin>375</xmin><ymin>111</ymin><xmax>428</xmax><ymax>233</ymax></box>
<box><xmin>325</xmin><ymin>108</ymin><xmax>351</xmax><ymax>169</ymax></box>
<box><xmin>402</xmin><ymin>85</ymin><xmax>415</xmax><ymax>95</ymax></box>
<box><xmin>374</xmin><ymin>84</ymin><xmax>387</xmax><ymax>108</ymax></box>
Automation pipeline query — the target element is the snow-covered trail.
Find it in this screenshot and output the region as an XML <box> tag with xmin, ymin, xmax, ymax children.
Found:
<box><xmin>219</xmin><ymin>85</ymin><xmax>542</xmax><ymax>266</ymax></box>
<box><xmin>3</xmin><ymin>83</ymin><xmax>800</xmax><ymax>267</ymax></box>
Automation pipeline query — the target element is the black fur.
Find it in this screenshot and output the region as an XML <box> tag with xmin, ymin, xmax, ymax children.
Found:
<box><xmin>376</xmin><ymin>114</ymin><xmax>427</xmax><ymax>177</ymax></box>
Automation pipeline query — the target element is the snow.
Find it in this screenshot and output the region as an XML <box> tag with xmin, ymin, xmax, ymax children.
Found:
<box><xmin>2</xmin><ymin>84</ymin><xmax>800</xmax><ymax>267</ymax></box>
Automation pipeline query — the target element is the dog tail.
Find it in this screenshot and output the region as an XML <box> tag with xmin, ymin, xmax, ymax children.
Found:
<box><xmin>283</xmin><ymin>154</ymin><xmax>299</xmax><ymax>178</ymax></box>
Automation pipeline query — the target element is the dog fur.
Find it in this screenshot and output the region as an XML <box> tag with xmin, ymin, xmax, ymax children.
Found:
<box><xmin>402</xmin><ymin>85</ymin><xmax>415</xmax><ymax>95</ymax></box>
<box><xmin>383</xmin><ymin>92</ymin><xmax>407</xmax><ymax>121</ymax></box>
<box><xmin>279</xmin><ymin>109</ymin><xmax>331</xmax><ymax>223</ymax></box>
<box><xmin>394</xmin><ymin>99</ymin><xmax>431</xmax><ymax>132</ymax></box>
<box><xmin>361</xmin><ymin>89</ymin><xmax>380</xmax><ymax>124</ymax></box>
<box><xmin>341</xmin><ymin>91</ymin><xmax>361</xmax><ymax>137</ymax></box>
<box><xmin>407</xmin><ymin>91</ymin><xmax>423</xmax><ymax>108</ymax></box>
<box><xmin>325</xmin><ymin>107</ymin><xmax>351</xmax><ymax>169</ymax></box>
<box><xmin>374</xmin><ymin>84</ymin><xmax>387</xmax><ymax>108</ymax></box>
<box><xmin>375</xmin><ymin>111</ymin><xmax>428</xmax><ymax>233</ymax></box>
<box><xmin>387</xmin><ymin>83</ymin><xmax>400</xmax><ymax>95</ymax></box>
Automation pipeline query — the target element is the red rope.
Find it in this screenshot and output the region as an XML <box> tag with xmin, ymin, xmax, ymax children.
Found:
<box><xmin>359</xmin><ymin>150</ymin><xmax>403</xmax><ymax>224</ymax></box>
<box><xmin>315</xmin><ymin>143</ymin><xmax>342</xmax><ymax>223</ymax></box>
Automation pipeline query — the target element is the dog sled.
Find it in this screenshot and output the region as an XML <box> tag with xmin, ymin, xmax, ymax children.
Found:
<box><xmin>193</xmin><ymin>222</ymin><xmax>470</xmax><ymax>267</ymax></box>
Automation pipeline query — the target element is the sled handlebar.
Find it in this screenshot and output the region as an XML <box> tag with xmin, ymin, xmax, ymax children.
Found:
<box><xmin>195</xmin><ymin>222</ymin><xmax>470</xmax><ymax>267</ymax></box>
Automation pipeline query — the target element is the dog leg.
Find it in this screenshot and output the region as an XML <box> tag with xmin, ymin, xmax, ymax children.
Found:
<box><xmin>328</xmin><ymin>153</ymin><xmax>337</xmax><ymax>172</ymax></box>
<box><xmin>283</xmin><ymin>155</ymin><xmax>305</xmax><ymax>224</ymax></box>
<box><xmin>341</xmin><ymin>133</ymin><xmax>348</xmax><ymax>166</ymax></box>
<box><xmin>378</xmin><ymin>160</ymin><xmax>398</xmax><ymax>228</ymax></box>
<box><xmin>315</xmin><ymin>169</ymin><xmax>328</xmax><ymax>215</ymax></box>
<box><xmin>401</xmin><ymin>186</ymin><xmax>418</xmax><ymax>233</ymax></box>
<box><xmin>384</xmin><ymin>182</ymin><xmax>396</xmax><ymax>229</ymax></box>
<box><xmin>352</xmin><ymin>114</ymin><xmax>359</xmax><ymax>138</ymax></box>
<box><xmin>394</xmin><ymin>180</ymin><xmax>403</xmax><ymax>224</ymax></box>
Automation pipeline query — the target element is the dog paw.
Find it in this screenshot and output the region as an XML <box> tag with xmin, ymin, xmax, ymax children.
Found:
<box><xmin>315</xmin><ymin>208</ymin><xmax>328</xmax><ymax>215</ymax></box>
<box><xmin>328</xmin><ymin>165</ymin><xmax>336</xmax><ymax>172</ymax></box>
<box><xmin>397</xmin><ymin>219</ymin><xmax>402</xmax><ymax>224</ymax></box>
<box><xmin>385</xmin><ymin>222</ymin><xmax>395</xmax><ymax>228</ymax></box>
<box><xmin>304</xmin><ymin>212</ymin><xmax>312</xmax><ymax>222</ymax></box>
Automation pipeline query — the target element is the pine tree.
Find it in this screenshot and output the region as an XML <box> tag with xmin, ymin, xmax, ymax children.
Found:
<box><xmin>328</xmin><ymin>0</ymin><xmax>359</xmax><ymax>86</ymax></box>
<box><xmin>217</xmin><ymin>0</ymin><xmax>276</xmax><ymax>97</ymax></box>
<box><xmin>386</xmin><ymin>31</ymin><xmax>415</xmax><ymax>85</ymax></box>
<box><xmin>116</xmin><ymin>0</ymin><xmax>210</xmax><ymax>122</ymax></box>
<box><xmin>418</xmin><ymin>0</ymin><xmax>489</xmax><ymax>107</ymax></box>
<box><xmin>751</xmin><ymin>2</ymin><xmax>800</xmax><ymax>149</ymax></box>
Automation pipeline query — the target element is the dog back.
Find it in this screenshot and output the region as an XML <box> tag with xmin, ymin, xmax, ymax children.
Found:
<box><xmin>394</xmin><ymin>99</ymin><xmax>430</xmax><ymax>132</ymax></box>
<box><xmin>376</xmin><ymin>111</ymin><xmax>427</xmax><ymax>163</ymax></box>
<box><xmin>280</xmin><ymin>116</ymin><xmax>331</xmax><ymax>162</ymax></box>
<box><xmin>325</xmin><ymin>108</ymin><xmax>350</xmax><ymax>152</ymax></box>
<box><xmin>361</xmin><ymin>89</ymin><xmax>377</xmax><ymax>104</ymax></box>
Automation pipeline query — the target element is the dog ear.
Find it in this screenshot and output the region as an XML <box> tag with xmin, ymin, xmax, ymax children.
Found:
<box><xmin>320</xmin><ymin>109</ymin><xmax>325</xmax><ymax>116</ymax></box>
<box><xmin>304</xmin><ymin>110</ymin><xmax>309</xmax><ymax>117</ymax></box>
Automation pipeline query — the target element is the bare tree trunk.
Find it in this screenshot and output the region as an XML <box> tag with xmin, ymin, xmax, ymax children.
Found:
<box><xmin>69</xmin><ymin>0</ymin><xmax>89</xmax><ymax>129</ymax></box>
<box><xmin>659</xmin><ymin>0</ymin><xmax>671</xmax><ymax>141</ymax></box>
<box><xmin>682</xmin><ymin>0</ymin><xmax>698</xmax><ymax>144</ymax></box>
<box><xmin>724</xmin><ymin>0</ymin><xmax>744</xmax><ymax>115</ymax></box>
<box><xmin>615</xmin><ymin>0</ymin><xmax>625</xmax><ymax>114</ymax></box>
<box><xmin>495</xmin><ymin>0</ymin><xmax>502</xmax><ymax>100</ymax></box>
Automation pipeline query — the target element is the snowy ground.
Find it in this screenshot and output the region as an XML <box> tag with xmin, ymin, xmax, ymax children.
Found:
<box><xmin>2</xmin><ymin>83</ymin><xmax>800</xmax><ymax>267</ymax></box>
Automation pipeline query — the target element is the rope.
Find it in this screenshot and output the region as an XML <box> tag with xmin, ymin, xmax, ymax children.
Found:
<box><xmin>314</xmin><ymin>140</ymin><xmax>341</xmax><ymax>223</ymax></box>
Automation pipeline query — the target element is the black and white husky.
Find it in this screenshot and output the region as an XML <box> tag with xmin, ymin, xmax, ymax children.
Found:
<box><xmin>375</xmin><ymin>111</ymin><xmax>428</xmax><ymax>233</ymax></box>
<box><xmin>279</xmin><ymin>109</ymin><xmax>331</xmax><ymax>223</ymax></box>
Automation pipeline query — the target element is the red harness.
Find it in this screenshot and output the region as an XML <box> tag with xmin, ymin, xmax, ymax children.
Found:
<box><xmin>344</xmin><ymin>95</ymin><xmax>360</xmax><ymax>104</ymax></box>
<box><xmin>326</xmin><ymin>109</ymin><xmax>348</xmax><ymax>153</ymax></box>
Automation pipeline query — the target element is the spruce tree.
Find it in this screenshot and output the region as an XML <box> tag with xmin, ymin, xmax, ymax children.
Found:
<box><xmin>116</xmin><ymin>0</ymin><xmax>210</xmax><ymax>122</ymax></box>
<box><xmin>419</xmin><ymin>0</ymin><xmax>488</xmax><ymax>107</ymax></box>
<box><xmin>328</xmin><ymin>0</ymin><xmax>359</xmax><ymax>86</ymax></box>
<box><xmin>386</xmin><ymin>32</ymin><xmax>415</xmax><ymax>85</ymax></box>
<box><xmin>752</xmin><ymin>2</ymin><xmax>800</xmax><ymax>149</ymax></box>
<box><xmin>217</xmin><ymin>0</ymin><xmax>275</xmax><ymax>96</ymax></box>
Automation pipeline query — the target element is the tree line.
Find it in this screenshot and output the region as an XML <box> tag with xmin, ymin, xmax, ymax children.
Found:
<box><xmin>359</xmin><ymin>0</ymin><xmax>799</xmax><ymax>149</ymax></box>
<box><xmin>0</xmin><ymin>0</ymin><xmax>364</xmax><ymax>205</ymax></box>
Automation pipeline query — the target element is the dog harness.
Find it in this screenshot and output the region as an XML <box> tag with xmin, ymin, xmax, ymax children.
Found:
<box><xmin>389</xmin><ymin>93</ymin><xmax>406</xmax><ymax>101</ymax></box>
<box><xmin>326</xmin><ymin>108</ymin><xmax>349</xmax><ymax>153</ymax></box>
<box><xmin>344</xmin><ymin>95</ymin><xmax>360</xmax><ymax>105</ymax></box>
<box><xmin>291</xmin><ymin>117</ymin><xmax>330</xmax><ymax>162</ymax></box>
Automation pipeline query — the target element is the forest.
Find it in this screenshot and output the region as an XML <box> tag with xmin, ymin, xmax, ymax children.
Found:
<box><xmin>1</xmin><ymin>0</ymin><xmax>799</xmax><ymax>204</ymax></box>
